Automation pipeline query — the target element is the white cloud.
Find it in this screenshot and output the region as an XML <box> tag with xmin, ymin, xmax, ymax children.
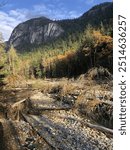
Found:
<box><xmin>0</xmin><ymin>11</ymin><xmax>20</xmax><ymax>41</ymax></box>
<box><xmin>33</xmin><ymin>4</ymin><xmax>81</xmax><ymax>20</ymax></box>
<box><xmin>0</xmin><ymin>3</ymin><xmax>81</xmax><ymax>41</ymax></box>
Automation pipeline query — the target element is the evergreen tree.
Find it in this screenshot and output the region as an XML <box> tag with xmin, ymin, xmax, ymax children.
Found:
<box><xmin>7</xmin><ymin>45</ymin><xmax>18</xmax><ymax>75</ymax></box>
<box><xmin>0</xmin><ymin>33</ymin><xmax>6</xmax><ymax>88</ymax></box>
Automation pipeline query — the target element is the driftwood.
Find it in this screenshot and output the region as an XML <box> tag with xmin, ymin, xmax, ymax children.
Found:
<box><xmin>51</xmin><ymin>115</ymin><xmax>113</xmax><ymax>136</ymax></box>
<box><xmin>12</xmin><ymin>98</ymin><xmax>71</xmax><ymax>110</ymax></box>
<box><xmin>22</xmin><ymin>114</ymin><xmax>56</xmax><ymax>149</ymax></box>
<box><xmin>7</xmin><ymin>99</ymin><xmax>29</xmax><ymax>121</ymax></box>
<box><xmin>32</xmin><ymin>106</ymin><xmax>72</xmax><ymax>111</ymax></box>
<box><xmin>11</xmin><ymin>99</ymin><xmax>27</xmax><ymax>108</ymax></box>
<box><xmin>82</xmin><ymin>121</ymin><xmax>113</xmax><ymax>136</ymax></box>
<box><xmin>8</xmin><ymin>98</ymin><xmax>72</xmax><ymax>120</ymax></box>
<box><xmin>22</xmin><ymin>114</ymin><xmax>68</xmax><ymax>149</ymax></box>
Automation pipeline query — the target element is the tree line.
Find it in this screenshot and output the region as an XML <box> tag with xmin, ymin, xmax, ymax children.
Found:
<box><xmin>0</xmin><ymin>24</ymin><xmax>113</xmax><ymax>87</ymax></box>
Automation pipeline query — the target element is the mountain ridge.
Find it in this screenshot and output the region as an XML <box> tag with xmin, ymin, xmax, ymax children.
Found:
<box><xmin>8</xmin><ymin>2</ymin><xmax>113</xmax><ymax>52</ymax></box>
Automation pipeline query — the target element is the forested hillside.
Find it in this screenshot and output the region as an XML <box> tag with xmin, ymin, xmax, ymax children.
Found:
<box><xmin>0</xmin><ymin>3</ymin><xmax>112</xmax><ymax>82</ymax></box>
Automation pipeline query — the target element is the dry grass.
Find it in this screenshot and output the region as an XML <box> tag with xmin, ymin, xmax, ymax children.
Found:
<box><xmin>86</xmin><ymin>67</ymin><xmax>112</xmax><ymax>81</ymax></box>
<box><xmin>78</xmin><ymin>99</ymin><xmax>113</xmax><ymax>128</ymax></box>
<box><xmin>4</xmin><ymin>74</ymin><xmax>27</xmax><ymax>88</ymax></box>
<box><xmin>26</xmin><ymin>78</ymin><xmax>81</xmax><ymax>94</ymax></box>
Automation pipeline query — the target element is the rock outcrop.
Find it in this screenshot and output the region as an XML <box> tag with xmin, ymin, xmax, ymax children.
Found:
<box><xmin>9</xmin><ymin>17</ymin><xmax>64</xmax><ymax>50</ymax></box>
<box><xmin>8</xmin><ymin>2</ymin><xmax>113</xmax><ymax>51</ymax></box>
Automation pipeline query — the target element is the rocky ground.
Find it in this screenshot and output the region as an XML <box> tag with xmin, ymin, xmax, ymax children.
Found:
<box><xmin>0</xmin><ymin>78</ymin><xmax>113</xmax><ymax>150</ymax></box>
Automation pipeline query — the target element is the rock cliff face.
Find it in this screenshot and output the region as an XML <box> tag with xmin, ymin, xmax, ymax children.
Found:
<box><xmin>9</xmin><ymin>17</ymin><xmax>64</xmax><ymax>50</ymax></box>
<box><xmin>8</xmin><ymin>2</ymin><xmax>113</xmax><ymax>51</ymax></box>
<box><xmin>43</xmin><ymin>22</ymin><xmax>64</xmax><ymax>41</ymax></box>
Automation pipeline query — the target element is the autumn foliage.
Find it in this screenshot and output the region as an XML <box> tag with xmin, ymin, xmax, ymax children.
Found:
<box><xmin>1</xmin><ymin>27</ymin><xmax>113</xmax><ymax>81</ymax></box>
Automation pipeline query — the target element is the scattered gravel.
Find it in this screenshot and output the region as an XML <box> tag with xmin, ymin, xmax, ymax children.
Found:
<box><xmin>43</xmin><ymin>110</ymin><xmax>113</xmax><ymax>150</ymax></box>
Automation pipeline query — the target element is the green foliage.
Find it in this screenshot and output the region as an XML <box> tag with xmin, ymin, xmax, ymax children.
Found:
<box><xmin>0</xmin><ymin>34</ymin><xmax>7</xmax><ymax>88</ymax></box>
<box><xmin>7</xmin><ymin>45</ymin><xmax>19</xmax><ymax>75</ymax></box>
<box><xmin>100</xmin><ymin>22</ymin><xmax>113</xmax><ymax>37</ymax></box>
<box><xmin>4</xmin><ymin>24</ymin><xmax>113</xmax><ymax>80</ymax></box>
<box><xmin>0</xmin><ymin>46</ymin><xmax>6</xmax><ymax>66</ymax></box>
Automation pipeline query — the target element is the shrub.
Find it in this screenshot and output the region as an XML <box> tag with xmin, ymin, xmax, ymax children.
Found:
<box><xmin>86</xmin><ymin>67</ymin><xmax>112</xmax><ymax>81</ymax></box>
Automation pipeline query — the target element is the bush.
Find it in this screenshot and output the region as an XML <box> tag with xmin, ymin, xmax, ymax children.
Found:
<box><xmin>86</xmin><ymin>67</ymin><xmax>112</xmax><ymax>81</ymax></box>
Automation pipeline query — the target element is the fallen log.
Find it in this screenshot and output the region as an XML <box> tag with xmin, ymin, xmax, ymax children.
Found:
<box><xmin>83</xmin><ymin>121</ymin><xmax>113</xmax><ymax>136</ymax></box>
<box><xmin>11</xmin><ymin>99</ymin><xmax>27</xmax><ymax>108</ymax></box>
<box><xmin>8</xmin><ymin>98</ymin><xmax>72</xmax><ymax>120</ymax></box>
<box><xmin>50</xmin><ymin>115</ymin><xmax>113</xmax><ymax>136</ymax></box>
<box><xmin>7</xmin><ymin>99</ymin><xmax>29</xmax><ymax>121</ymax></box>
<box><xmin>32</xmin><ymin>106</ymin><xmax>72</xmax><ymax>111</ymax></box>
<box><xmin>22</xmin><ymin>114</ymin><xmax>71</xmax><ymax>150</ymax></box>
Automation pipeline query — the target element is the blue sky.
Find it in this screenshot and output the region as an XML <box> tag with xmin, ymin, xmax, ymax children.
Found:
<box><xmin>0</xmin><ymin>0</ymin><xmax>112</xmax><ymax>40</ymax></box>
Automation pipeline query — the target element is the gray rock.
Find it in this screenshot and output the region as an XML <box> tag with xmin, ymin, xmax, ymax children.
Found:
<box><xmin>8</xmin><ymin>17</ymin><xmax>64</xmax><ymax>51</ymax></box>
